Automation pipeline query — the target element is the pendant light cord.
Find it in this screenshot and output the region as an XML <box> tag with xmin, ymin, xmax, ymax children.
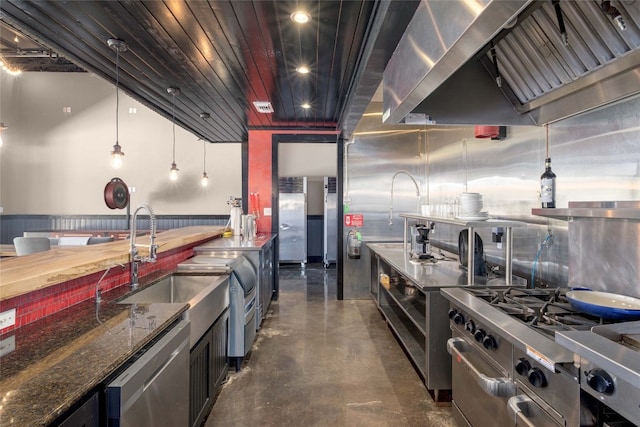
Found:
<box><xmin>115</xmin><ymin>48</ymin><xmax>120</xmax><ymax>144</ymax></box>
<box><xmin>172</xmin><ymin>92</ymin><xmax>176</xmax><ymax>162</ymax></box>
<box><xmin>203</xmin><ymin>139</ymin><xmax>207</xmax><ymax>172</ymax></box>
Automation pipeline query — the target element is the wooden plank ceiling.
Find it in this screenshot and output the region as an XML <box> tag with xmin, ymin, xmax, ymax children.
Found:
<box><xmin>0</xmin><ymin>0</ymin><xmax>397</xmax><ymax>143</ymax></box>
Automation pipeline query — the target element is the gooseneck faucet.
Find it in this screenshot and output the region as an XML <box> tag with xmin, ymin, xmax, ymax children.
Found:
<box><xmin>130</xmin><ymin>204</ymin><xmax>158</xmax><ymax>290</ymax></box>
<box><xmin>389</xmin><ymin>170</ymin><xmax>421</xmax><ymax>225</ymax></box>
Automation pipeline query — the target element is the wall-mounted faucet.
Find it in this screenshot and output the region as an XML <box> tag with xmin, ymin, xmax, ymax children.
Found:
<box><xmin>129</xmin><ymin>204</ymin><xmax>158</xmax><ymax>290</ymax></box>
<box><xmin>389</xmin><ymin>170</ymin><xmax>421</xmax><ymax>225</ymax></box>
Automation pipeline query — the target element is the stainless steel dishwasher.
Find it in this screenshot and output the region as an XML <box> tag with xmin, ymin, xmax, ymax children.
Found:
<box><xmin>107</xmin><ymin>319</ymin><xmax>190</xmax><ymax>427</ymax></box>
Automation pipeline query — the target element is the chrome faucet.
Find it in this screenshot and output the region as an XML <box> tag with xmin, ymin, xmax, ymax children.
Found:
<box><xmin>389</xmin><ymin>170</ymin><xmax>421</xmax><ymax>225</ymax></box>
<box><xmin>130</xmin><ymin>204</ymin><xmax>158</xmax><ymax>290</ymax></box>
<box><xmin>95</xmin><ymin>263</ymin><xmax>126</xmax><ymax>304</ymax></box>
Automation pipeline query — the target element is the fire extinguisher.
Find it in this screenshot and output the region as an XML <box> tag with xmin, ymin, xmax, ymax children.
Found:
<box><xmin>347</xmin><ymin>227</ymin><xmax>362</xmax><ymax>259</ymax></box>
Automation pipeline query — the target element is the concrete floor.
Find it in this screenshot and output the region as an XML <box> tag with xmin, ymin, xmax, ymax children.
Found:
<box><xmin>205</xmin><ymin>264</ymin><xmax>454</xmax><ymax>427</ymax></box>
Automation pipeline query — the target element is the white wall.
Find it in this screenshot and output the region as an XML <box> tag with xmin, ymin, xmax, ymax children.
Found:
<box><xmin>0</xmin><ymin>72</ymin><xmax>241</xmax><ymax>215</ymax></box>
<box><xmin>278</xmin><ymin>143</ymin><xmax>336</xmax><ymax>178</ymax></box>
<box><xmin>278</xmin><ymin>143</ymin><xmax>337</xmax><ymax>215</ymax></box>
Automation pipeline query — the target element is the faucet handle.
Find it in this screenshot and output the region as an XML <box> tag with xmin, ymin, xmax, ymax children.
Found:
<box><xmin>149</xmin><ymin>244</ymin><xmax>158</xmax><ymax>261</ymax></box>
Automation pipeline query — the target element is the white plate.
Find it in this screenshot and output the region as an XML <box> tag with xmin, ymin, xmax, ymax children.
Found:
<box><xmin>456</xmin><ymin>212</ymin><xmax>489</xmax><ymax>221</ymax></box>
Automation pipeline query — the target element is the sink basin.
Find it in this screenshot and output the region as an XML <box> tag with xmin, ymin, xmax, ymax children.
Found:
<box><xmin>120</xmin><ymin>274</ymin><xmax>229</xmax><ymax>348</ymax></box>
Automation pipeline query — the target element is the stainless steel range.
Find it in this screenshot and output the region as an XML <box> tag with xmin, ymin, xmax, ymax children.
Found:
<box><xmin>557</xmin><ymin>322</ymin><xmax>640</xmax><ymax>426</ymax></box>
<box><xmin>442</xmin><ymin>287</ymin><xmax>590</xmax><ymax>427</ymax></box>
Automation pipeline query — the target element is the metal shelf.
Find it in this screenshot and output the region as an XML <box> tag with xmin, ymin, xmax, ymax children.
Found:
<box><xmin>400</xmin><ymin>213</ymin><xmax>526</xmax><ymax>228</ymax></box>
<box><xmin>378</xmin><ymin>294</ymin><xmax>426</xmax><ymax>376</ymax></box>
<box><xmin>532</xmin><ymin>207</ymin><xmax>640</xmax><ymax>220</ymax></box>
<box><xmin>383</xmin><ymin>283</ymin><xmax>426</xmax><ymax>336</ymax></box>
<box><xmin>399</xmin><ymin>213</ymin><xmax>525</xmax><ymax>285</ymax></box>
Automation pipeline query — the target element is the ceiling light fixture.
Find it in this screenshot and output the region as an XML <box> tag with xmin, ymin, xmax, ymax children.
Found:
<box><xmin>290</xmin><ymin>10</ymin><xmax>311</xmax><ymax>24</ymax></box>
<box><xmin>199</xmin><ymin>113</ymin><xmax>210</xmax><ymax>187</ymax></box>
<box><xmin>0</xmin><ymin>122</ymin><xmax>7</xmax><ymax>148</ymax></box>
<box><xmin>0</xmin><ymin>54</ymin><xmax>21</xmax><ymax>76</ymax></box>
<box><xmin>107</xmin><ymin>38</ymin><xmax>128</xmax><ymax>169</ymax></box>
<box><xmin>296</xmin><ymin>65</ymin><xmax>310</xmax><ymax>74</ymax></box>
<box><xmin>201</xmin><ymin>139</ymin><xmax>209</xmax><ymax>187</ymax></box>
<box><xmin>167</xmin><ymin>87</ymin><xmax>180</xmax><ymax>181</ymax></box>
<box><xmin>301</xmin><ymin>102</ymin><xmax>311</xmax><ymax>109</ymax></box>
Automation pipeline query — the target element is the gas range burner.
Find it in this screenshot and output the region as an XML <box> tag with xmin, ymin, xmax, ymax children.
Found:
<box><xmin>466</xmin><ymin>287</ymin><xmax>608</xmax><ymax>337</ymax></box>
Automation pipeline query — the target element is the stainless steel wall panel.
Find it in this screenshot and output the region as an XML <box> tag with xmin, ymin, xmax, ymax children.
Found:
<box><xmin>344</xmin><ymin>92</ymin><xmax>640</xmax><ymax>298</ymax></box>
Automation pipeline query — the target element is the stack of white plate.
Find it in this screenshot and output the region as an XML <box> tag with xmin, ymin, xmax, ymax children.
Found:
<box><xmin>458</xmin><ymin>192</ymin><xmax>488</xmax><ymax>220</ymax></box>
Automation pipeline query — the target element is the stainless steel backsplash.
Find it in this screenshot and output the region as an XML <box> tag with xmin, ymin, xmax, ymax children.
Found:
<box><xmin>344</xmin><ymin>95</ymin><xmax>640</xmax><ymax>298</ymax></box>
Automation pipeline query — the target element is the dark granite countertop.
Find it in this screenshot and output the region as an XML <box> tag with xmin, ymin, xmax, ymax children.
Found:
<box><xmin>0</xmin><ymin>271</ymin><xmax>188</xmax><ymax>426</ymax></box>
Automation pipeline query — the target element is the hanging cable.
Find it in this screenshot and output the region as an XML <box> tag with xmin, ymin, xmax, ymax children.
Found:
<box><xmin>531</xmin><ymin>231</ymin><xmax>553</xmax><ymax>288</ymax></box>
<box><xmin>167</xmin><ymin>87</ymin><xmax>180</xmax><ymax>180</ymax></box>
<box><xmin>108</xmin><ymin>38</ymin><xmax>127</xmax><ymax>168</ymax></box>
<box><xmin>545</xmin><ymin>123</ymin><xmax>550</xmax><ymax>158</ymax></box>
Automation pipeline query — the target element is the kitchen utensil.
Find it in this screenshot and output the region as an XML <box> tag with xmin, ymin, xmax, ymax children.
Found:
<box><xmin>566</xmin><ymin>290</ymin><xmax>640</xmax><ymax>320</ymax></box>
<box><xmin>104</xmin><ymin>177</ymin><xmax>129</xmax><ymax>209</ymax></box>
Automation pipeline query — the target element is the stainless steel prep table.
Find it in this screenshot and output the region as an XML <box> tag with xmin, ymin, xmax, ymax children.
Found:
<box><xmin>368</xmin><ymin>242</ymin><xmax>524</xmax><ymax>402</ymax></box>
<box><xmin>368</xmin><ymin>243</ymin><xmax>466</xmax><ymax>401</ymax></box>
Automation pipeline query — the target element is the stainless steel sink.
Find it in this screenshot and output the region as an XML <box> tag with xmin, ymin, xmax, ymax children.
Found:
<box><xmin>120</xmin><ymin>274</ymin><xmax>229</xmax><ymax>348</ymax></box>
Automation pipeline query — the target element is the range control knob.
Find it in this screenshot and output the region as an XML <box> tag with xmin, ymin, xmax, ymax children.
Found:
<box><xmin>465</xmin><ymin>320</ymin><xmax>475</xmax><ymax>334</ymax></box>
<box><xmin>448</xmin><ymin>309</ymin><xmax>458</xmax><ymax>320</ymax></box>
<box><xmin>515</xmin><ymin>358</ymin><xmax>531</xmax><ymax>376</ymax></box>
<box><xmin>452</xmin><ymin>312</ymin><xmax>465</xmax><ymax>325</ymax></box>
<box><xmin>473</xmin><ymin>328</ymin><xmax>486</xmax><ymax>343</ymax></box>
<box><xmin>482</xmin><ymin>335</ymin><xmax>498</xmax><ymax>351</ymax></box>
<box><xmin>585</xmin><ymin>369</ymin><xmax>614</xmax><ymax>395</ymax></box>
<box><xmin>528</xmin><ymin>367</ymin><xmax>547</xmax><ymax>388</ymax></box>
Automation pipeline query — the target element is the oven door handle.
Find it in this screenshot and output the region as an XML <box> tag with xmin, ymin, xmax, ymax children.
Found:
<box><xmin>447</xmin><ymin>337</ymin><xmax>515</xmax><ymax>398</ymax></box>
<box><xmin>507</xmin><ymin>395</ymin><xmax>537</xmax><ymax>427</ymax></box>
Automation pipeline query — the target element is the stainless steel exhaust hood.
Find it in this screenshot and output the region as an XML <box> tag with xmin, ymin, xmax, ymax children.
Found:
<box><xmin>383</xmin><ymin>0</ymin><xmax>640</xmax><ymax>126</ymax></box>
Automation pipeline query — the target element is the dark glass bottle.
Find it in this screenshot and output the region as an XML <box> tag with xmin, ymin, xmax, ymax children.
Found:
<box><xmin>540</xmin><ymin>157</ymin><xmax>556</xmax><ymax>208</ymax></box>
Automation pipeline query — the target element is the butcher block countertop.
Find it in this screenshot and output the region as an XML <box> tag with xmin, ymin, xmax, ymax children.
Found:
<box><xmin>0</xmin><ymin>226</ymin><xmax>225</xmax><ymax>301</ymax></box>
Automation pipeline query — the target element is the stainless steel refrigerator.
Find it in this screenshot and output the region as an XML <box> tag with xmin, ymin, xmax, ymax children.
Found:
<box><xmin>278</xmin><ymin>177</ymin><xmax>307</xmax><ymax>266</ymax></box>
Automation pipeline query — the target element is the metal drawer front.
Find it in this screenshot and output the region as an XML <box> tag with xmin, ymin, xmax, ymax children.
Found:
<box><xmin>448</xmin><ymin>337</ymin><xmax>514</xmax><ymax>426</ymax></box>
<box><xmin>107</xmin><ymin>320</ymin><xmax>190</xmax><ymax>427</ymax></box>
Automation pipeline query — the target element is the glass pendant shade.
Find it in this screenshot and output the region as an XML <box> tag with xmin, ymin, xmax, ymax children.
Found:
<box><xmin>169</xmin><ymin>162</ymin><xmax>179</xmax><ymax>181</ymax></box>
<box><xmin>111</xmin><ymin>142</ymin><xmax>124</xmax><ymax>169</ymax></box>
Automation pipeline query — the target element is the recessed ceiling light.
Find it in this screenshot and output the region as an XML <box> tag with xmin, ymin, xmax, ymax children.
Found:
<box><xmin>296</xmin><ymin>66</ymin><xmax>310</xmax><ymax>74</ymax></box>
<box><xmin>301</xmin><ymin>103</ymin><xmax>311</xmax><ymax>109</ymax></box>
<box><xmin>290</xmin><ymin>10</ymin><xmax>311</xmax><ymax>24</ymax></box>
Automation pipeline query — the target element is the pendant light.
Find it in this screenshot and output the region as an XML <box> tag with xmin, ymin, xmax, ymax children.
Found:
<box><xmin>201</xmin><ymin>139</ymin><xmax>209</xmax><ymax>187</ymax></box>
<box><xmin>199</xmin><ymin>112</ymin><xmax>210</xmax><ymax>187</ymax></box>
<box><xmin>0</xmin><ymin>122</ymin><xmax>7</xmax><ymax>148</ymax></box>
<box><xmin>167</xmin><ymin>87</ymin><xmax>180</xmax><ymax>181</ymax></box>
<box><xmin>107</xmin><ymin>38</ymin><xmax>127</xmax><ymax>169</ymax></box>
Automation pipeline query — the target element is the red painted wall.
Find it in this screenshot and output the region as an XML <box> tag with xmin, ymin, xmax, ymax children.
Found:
<box><xmin>248</xmin><ymin>130</ymin><xmax>274</xmax><ymax>233</ymax></box>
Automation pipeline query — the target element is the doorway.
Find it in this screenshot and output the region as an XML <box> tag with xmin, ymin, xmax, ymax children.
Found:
<box><xmin>271</xmin><ymin>135</ymin><xmax>341</xmax><ymax>296</ymax></box>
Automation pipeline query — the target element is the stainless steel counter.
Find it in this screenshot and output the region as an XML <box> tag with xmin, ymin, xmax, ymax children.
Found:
<box><xmin>193</xmin><ymin>233</ymin><xmax>275</xmax><ymax>252</ymax></box>
<box><xmin>367</xmin><ymin>242</ymin><xmax>508</xmax><ymax>290</ymax></box>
